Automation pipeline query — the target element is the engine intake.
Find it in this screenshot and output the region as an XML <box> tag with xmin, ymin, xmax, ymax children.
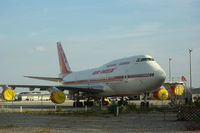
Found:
<box><xmin>49</xmin><ymin>87</ymin><xmax>66</xmax><ymax>104</ymax></box>
<box><xmin>153</xmin><ymin>88</ymin><xmax>168</xmax><ymax>100</ymax></box>
<box><xmin>169</xmin><ymin>85</ymin><xmax>184</xmax><ymax>96</ymax></box>
<box><xmin>2</xmin><ymin>88</ymin><xmax>15</xmax><ymax>101</ymax></box>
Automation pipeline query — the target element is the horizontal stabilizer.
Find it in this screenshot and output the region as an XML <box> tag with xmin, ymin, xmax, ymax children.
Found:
<box><xmin>24</xmin><ymin>76</ymin><xmax>62</xmax><ymax>82</ymax></box>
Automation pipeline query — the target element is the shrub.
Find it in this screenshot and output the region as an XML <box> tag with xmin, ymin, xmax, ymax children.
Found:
<box><xmin>168</xmin><ymin>98</ymin><xmax>177</xmax><ymax>107</ymax></box>
<box><xmin>126</xmin><ymin>103</ymin><xmax>137</xmax><ymax>112</ymax></box>
<box><xmin>194</xmin><ymin>96</ymin><xmax>200</xmax><ymax>108</ymax></box>
<box><xmin>107</xmin><ymin>101</ymin><xmax>123</xmax><ymax>114</ymax></box>
<box><xmin>56</xmin><ymin>106</ymin><xmax>62</xmax><ymax>112</ymax></box>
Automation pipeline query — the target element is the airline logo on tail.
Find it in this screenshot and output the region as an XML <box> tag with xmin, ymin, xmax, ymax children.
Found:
<box><xmin>57</xmin><ymin>42</ymin><xmax>72</xmax><ymax>75</ymax></box>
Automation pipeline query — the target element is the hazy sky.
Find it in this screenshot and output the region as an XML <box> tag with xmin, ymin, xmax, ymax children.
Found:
<box><xmin>0</xmin><ymin>0</ymin><xmax>200</xmax><ymax>90</ymax></box>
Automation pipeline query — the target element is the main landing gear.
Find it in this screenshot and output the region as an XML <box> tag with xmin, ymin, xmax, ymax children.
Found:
<box><xmin>73</xmin><ymin>100</ymin><xmax>94</xmax><ymax>107</ymax></box>
<box><xmin>84</xmin><ymin>98</ymin><xmax>94</xmax><ymax>107</ymax></box>
<box><xmin>72</xmin><ymin>92</ymin><xmax>94</xmax><ymax>107</ymax></box>
<box><xmin>140</xmin><ymin>93</ymin><xmax>149</xmax><ymax>108</ymax></box>
<box><xmin>118</xmin><ymin>97</ymin><xmax>128</xmax><ymax>106</ymax></box>
<box><xmin>73</xmin><ymin>92</ymin><xmax>83</xmax><ymax>107</ymax></box>
<box><xmin>73</xmin><ymin>99</ymin><xmax>83</xmax><ymax>107</ymax></box>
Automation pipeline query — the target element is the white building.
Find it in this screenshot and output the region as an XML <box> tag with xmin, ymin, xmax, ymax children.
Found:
<box><xmin>17</xmin><ymin>92</ymin><xmax>50</xmax><ymax>101</ymax></box>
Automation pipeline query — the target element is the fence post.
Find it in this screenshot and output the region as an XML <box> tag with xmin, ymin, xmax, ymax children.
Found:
<box><xmin>116</xmin><ymin>106</ymin><xmax>119</xmax><ymax>117</ymax></box>
<box><xmin>20</xmin><ymin>106</ymin><xmax>23</xmax><ymax>113</ymax></box>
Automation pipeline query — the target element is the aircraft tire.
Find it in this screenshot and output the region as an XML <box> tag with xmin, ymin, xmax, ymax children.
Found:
<box><xmin>73</xmin><ymin>102</ymin><xmax>83</xmax><ymax>107</ymax></box>
<box><xmin>104</xmin><ymin>101</ymin><xmax>109</xmax><ymax>105</ymax></box>
<box><xmin>146</xmin><ymin>102</ymin><xmax>149</xmax><ymax>107</ymax></box>
<box><xmin>140</xmin><ymin>102</ymin><xmax>149</xmax><ymax>108</ymax></box>
<box><xmin>118</xmin><ymin>101</ymin><xmax>123</xmax><ymax>106</ymax></box>
<box><xmin>84</xmin><ymin>101</ymin><xmax>93</xmax><ymax>107</ymax></box>
<box><xmin>140</xmin><ymin>102</ymin><xmax>145</xmax><ymax>108</ymax></box>
<box><xmin>123</xmin><ymin>101</ymin><xmax>128</xmax><ymax>105</ymax></box>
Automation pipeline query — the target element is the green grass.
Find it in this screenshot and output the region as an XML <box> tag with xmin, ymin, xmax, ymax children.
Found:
<box><xmin>0</xmin><ymin>104</ymin><xmax>177</xmax><ymax>116</ymax></box>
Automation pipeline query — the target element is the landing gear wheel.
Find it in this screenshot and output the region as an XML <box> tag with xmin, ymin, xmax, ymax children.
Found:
<box><xmin>140</xmin><ymin>93</ymin><xmax>149</xmax><ymax>108</ymax></box>
<box><xmin>103</xmin><ymin>101</ymin><xmax>109</xmax><ymax>105</ymax></box>
<box><xmin>118</xmin><ymin>101</ymin><xmax>128</xmax><ymax>106</ymax></box>
<box><xmin>118</xmin><ymin>97</ymin><xmax>128</xmax><ymax>106</ymax></box>
<box><xmin>118</xmin><ymin>101</ymin><xmax>123</xmax><ymax>106</ymax></box>
<box><xmin>73</xmin><ymin>102</ymin><xmax>83</xmax><ymax>107</ymax></box>
<box><xmin>84</xmin><ymin>101</ymin><xmax>94</xmax><ymax>107</ymax></box>
<box><xmin>146</xmin><ymin>102</ymin><xmax>149</xmax><ymax>107</ymax></box>
<box><xmin>140</xmin><ymin>102</ymin><xmax>149</xmax><ymax>108</ymax></box>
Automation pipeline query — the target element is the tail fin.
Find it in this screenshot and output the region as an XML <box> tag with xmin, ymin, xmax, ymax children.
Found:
<box><xmin>57</xmin><ymin>42</ymin><xmax>72</xmax><ymax>75</ymax></box>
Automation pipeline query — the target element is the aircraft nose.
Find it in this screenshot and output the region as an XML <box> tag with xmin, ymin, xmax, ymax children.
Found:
<box><xmin>155</xmin><ymin>69</ymin><xmax>166</xmax><ymax>84</ymax></box>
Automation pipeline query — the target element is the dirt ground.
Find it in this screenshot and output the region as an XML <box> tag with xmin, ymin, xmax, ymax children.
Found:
<box><xmin>0</xmin><ymin>112</ymin><xmax>199</xmax><ymax>133</ymax></box>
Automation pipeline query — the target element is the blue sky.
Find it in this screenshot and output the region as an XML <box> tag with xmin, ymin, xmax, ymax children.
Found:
<box><xmin>0</xmin><ymin>0</ymin><xmax>200</xmax><ymax>90</ymax></box>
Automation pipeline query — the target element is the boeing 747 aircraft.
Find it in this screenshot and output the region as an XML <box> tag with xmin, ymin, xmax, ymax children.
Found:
<box><xmin>1</xmin><ymin>42</ymin><xmax>168</xmax><ymax>107</ymax></box>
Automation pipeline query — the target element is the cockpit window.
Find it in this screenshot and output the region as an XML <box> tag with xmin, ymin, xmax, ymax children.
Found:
<box><xmin>136</xmin><ymin>58</ymin><xmax>154</xmax><ymax>62</ymax></box>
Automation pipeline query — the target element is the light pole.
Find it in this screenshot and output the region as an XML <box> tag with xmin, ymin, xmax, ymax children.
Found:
<box><xmin>169</xmin><ymin>58</ymin><xmax>172</xmax><ymax>82</ymax></box>
<box><xmin>189</xmin><ymin>49</ymin><xmax>192</xmax><ymax>89</ymax></box>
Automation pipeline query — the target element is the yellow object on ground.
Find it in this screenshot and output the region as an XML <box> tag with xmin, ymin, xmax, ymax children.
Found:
<box><xmin>174</xmin><ymin>85</ymin><xmax>184</xmax><ymax>95</ymax></box>
<box><xmin>157</xmin><ymin>89</ymin><xmax>168</xmax><ymax>100</ymax></box>
<box><xmin>104</xmin><ymin>98</ymin><xmax>110</xmax><ymax>102</ymax></box>
<box><xmin>3</xmin><ymin>89</ymin><xmax>15</xmax><ymax>101</ymax></box>
<box><xmin>52</xmin><ymin>91</ymin><xmax>66</xmax><ymax>104</ymax></box>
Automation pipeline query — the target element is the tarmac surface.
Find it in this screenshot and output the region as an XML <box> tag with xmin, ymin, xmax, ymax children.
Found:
<box><xmin>0</xmin><ymin>101</ymin><xmax>199</xmax><ymax>133</ymax></box>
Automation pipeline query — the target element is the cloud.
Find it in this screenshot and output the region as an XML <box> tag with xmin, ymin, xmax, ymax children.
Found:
<box><xmin>35</xmin><ymin>46</ymin><xmax>46</xmax><ymax>52</ymax></box>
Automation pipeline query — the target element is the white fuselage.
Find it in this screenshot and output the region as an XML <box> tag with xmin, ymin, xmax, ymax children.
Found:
<box><xmin>61</xmin><ymin>55</ymin><xmax>166</xmax><ymax>97</ymax></box>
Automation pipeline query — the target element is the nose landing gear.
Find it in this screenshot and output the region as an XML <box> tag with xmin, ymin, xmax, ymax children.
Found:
<box><xmin>118</xmin><ymin>97</ymin><xmax>128</xmax><ymax>106</ymax></box>
<box><xmin>140</xmin><ymin>93</ymin><xmax>149</xmax><ymax>108</ymax></box>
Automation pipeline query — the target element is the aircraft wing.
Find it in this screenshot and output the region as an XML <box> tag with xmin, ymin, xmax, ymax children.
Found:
<box><xmin>24</xmin><ymin>76</ymin><xmax>62</xmax><ymax>82</ymax></box>
<box><xmin>56</xmin><ymin>84</ymin><xmax>104</xmax><ymax>93</ymax></box>
<box><xmin>0</xmin><ymin>84</ymin><xmax>104</xmax><ymax>93</ymax></box>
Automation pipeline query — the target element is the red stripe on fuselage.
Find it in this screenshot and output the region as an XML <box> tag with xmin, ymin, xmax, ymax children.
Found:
<box><xmin>63</xmin><ymin>73</ymin><xmax>154</xmax><ymax>85</ymax></box>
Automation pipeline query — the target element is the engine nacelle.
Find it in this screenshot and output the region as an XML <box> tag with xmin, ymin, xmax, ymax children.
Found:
<box><xmin>153</xmin><ymin>88</ymin><xmax>168</xmax><ymax>100</ymax></box>
<box><xmin>48</xmin><ymin>87</ymin><xmax>66</xmax><ymax>104</ymax></box>
<box><xmin>169</xmin><ymin>85</ymin><xmax>184</xmax><ymax>96</ymax></box>
<box><xmin>2</xmin><ymin>87</ymin><xmax>15</xmax><ymax>101</ymax></box>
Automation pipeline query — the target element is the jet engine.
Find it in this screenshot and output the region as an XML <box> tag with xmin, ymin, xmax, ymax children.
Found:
<box><xmin>153</xmin><ymin>88</ymin><xmax>168</xmax><ymax>100</ymax></box>
<box><xmin>48</xmin><ymin>87</ymin><xmax>66</xmax><ymax>104</ymax></box>
<box><xmin>169</xmin><ymin>85</ymin><xmax>184</xmax><ymax>96</ymax></box>
<box><xmin>2</xmin><ymin>87</ymin><xmax>15</xmax><ymax>101</ymax></box>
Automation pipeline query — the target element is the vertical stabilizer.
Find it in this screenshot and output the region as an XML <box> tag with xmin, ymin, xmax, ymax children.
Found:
<box><xmin>57</xmin><ymin>42</ymin><xmax>72</xmax><ymax>75</ymax></box>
